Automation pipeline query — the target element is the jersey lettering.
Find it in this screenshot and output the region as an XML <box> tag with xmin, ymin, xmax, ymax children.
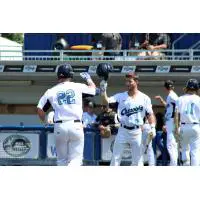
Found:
<box><xmin>57</xmin><ymin>89</ymin><xmax>75</xmax><ymax>105</ymax></box>
<box><xmin>121</xmin><ymin>106</ymin><xmax>143</xmax><ymax>117</ymax></box>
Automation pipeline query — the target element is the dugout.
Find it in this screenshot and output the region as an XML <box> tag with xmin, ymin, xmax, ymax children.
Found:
<box><xmin>0</xmin><ymin>51</ymin><xmax>200</xmax><ymax>124</ymax></box>
<box><xmin>0</xmin><ymin>50</ymin><xmax>199</xmax><ymax>165</ymax></box>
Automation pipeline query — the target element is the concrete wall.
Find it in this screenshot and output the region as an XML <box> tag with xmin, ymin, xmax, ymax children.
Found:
<box><xmin>0</xmin><ymin>114</ymin><xmax>40</xmax><ymax>126</ymax></box>
<box><xmin>0</xmin><ymin>83</ymin><xmax>185</xmax><ymax>105</ymax></box>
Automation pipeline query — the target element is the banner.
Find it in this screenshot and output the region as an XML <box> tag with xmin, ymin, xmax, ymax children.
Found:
<box><xmin>0</xmin><ymin>133</ymin><xmax>39</xmax><ymax>159</ymax></box>
<box><xmin>47</xmin><ymin>133</ymin><xmax>57</xmax><ymax>158</ymax></box>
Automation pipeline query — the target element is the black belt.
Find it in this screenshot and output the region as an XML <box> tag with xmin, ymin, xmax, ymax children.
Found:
<box><xmin>54</xmin><ymin>120</ymin><xmax>81</xmax><ymax>123</ymax></box>
<box><xmin>121</xmin><ymin>124</ymin><xmax>140</xmax><ymax>130</ymax></box>
<box><xmin>181</xmin><ymin>122</ymin><xmax>199</xmax><ymax>125</ymax></box>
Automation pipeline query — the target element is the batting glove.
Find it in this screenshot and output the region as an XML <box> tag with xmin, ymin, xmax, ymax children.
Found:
<box><xmin>150</xmin><ymin>124</ymin><xmax>156</xmax><ymax>137</ymax></box>
<box><xmin>80</xmin><ymin>72</ymin><xmax>92</xmax><ymax>83</ymax></box>
<box><xmin>100</xmin><ymin>80</ymin><xmax>108</xmax><ymax>93</ymax></box>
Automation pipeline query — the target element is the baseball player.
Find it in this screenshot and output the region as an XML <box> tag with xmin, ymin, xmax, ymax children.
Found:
<box><xmin>154</xmin><ymin>80</ymin><xmax>178</xmax><ymax>166</ymax></box>
<box><xmin>100</xmin><ymin>72</ymin><xmax>156</xmax><ymax>166</ymax></box>
<box><xmin>37</xmin><ymin>64</ymin><xmax>96</xmax><ymax>166</ymax></box>
<box><xmin>175</xmin><ymin>79</ymin><xmax>200</xmax><ymax>166</ymax></box>
<box><xmin>142</xmin><ymin>118</ymin><xmax>156</xmax><ymax>166</ymax></box>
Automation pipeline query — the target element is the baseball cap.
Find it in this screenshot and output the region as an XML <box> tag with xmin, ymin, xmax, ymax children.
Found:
<box><xmin>125</xmin><ymin>72</ymin><xmax>139</xmax><ymax>80</ymax></box>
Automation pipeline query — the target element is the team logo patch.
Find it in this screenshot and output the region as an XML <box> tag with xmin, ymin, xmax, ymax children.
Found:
<box><xmin>3</xmin><ymin>135</ymin><xmax>31</xmax><ymax>157</ymax></box>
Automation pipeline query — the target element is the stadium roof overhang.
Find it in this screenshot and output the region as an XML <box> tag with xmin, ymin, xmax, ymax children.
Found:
<box><xmin>0</xmin><ymin>60</ymin><xmax>199</xmax><ymax>86</ymax></box>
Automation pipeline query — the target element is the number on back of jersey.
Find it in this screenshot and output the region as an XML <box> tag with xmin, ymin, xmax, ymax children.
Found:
<box><xmin>185</xmin><ymin>103</ymin><xmax>194</xmax><ymax>115</ymax></box>
<box><xmin>57</xmin><ymin>89</ymin><xmax>75</xmax><ymax>105</ymax></box>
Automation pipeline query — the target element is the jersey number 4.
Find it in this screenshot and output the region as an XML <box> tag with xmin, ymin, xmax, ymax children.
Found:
<box><xmin>185</xmin><ymin>103</ymin><xmax>194</xmax><ymax>115</ymax></box>
<box><xmin>57</xmin><ymin>90</ymin><xmax>75</xmax><ymax>105</ymax></box>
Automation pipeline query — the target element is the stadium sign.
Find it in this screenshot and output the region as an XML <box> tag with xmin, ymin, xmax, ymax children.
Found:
<box><xmin>88</xmin><ymin>65</ymin><xmax>97</xmax><ymax>74</ymax></box>
<box><xmin>191</xmin><ymin>66</ymin><xmax>200</xmax><ymax>73</ymax></box>
<box><xmin>121</xmin><ymin>66</ymin><xmax>136</xmax><ymax>73</ymax></box>
<box><xmin>0</xmin><ymin>65</ymin><xmax>4</xmax><ymax>72</ymax></box>
<box><xmin>0</xmin><ymin>133</ymin><xmax>39</xmax><ymax>159</ymax></box>
<box><xmin>3</xmin><ymin>135</ymin><xmax>31</xmax><ymax>157</ymax></box>
<box><xmin>47</xmin><ymin>133</ymin><xmax>57</xmax><ymax>158</ymax></box>
<box><xmin>23</xmin><ymin>65</ymin><xmax>37</xmax><ymax>72</ymax></box>
<box><xmin>156</xmin><ymin>65</ymin><xmax>170</xmax><ymax>73</ymax></box>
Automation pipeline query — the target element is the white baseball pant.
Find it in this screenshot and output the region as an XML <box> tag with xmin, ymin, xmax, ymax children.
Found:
<box><xmin>181</xmin><ymin>144</ymin><xmax>190</xmax><ymax>166</ymax></box>
<box><xmin>54</xmin><ymin>120</ymin><xmax>84</xmax><ymax>166</ymax></box>
<box><xmin>180</xmin><ymin>124</ymin><xmax>200</xmax><ymax>166</ymax></box>
<box><xmin>166</xmin><ymin>119</ymin><xmax>178</xmax><ymax>166</ymax></box>
<box><xmin>142</xmin><ymin>130</ymin><xmax>155</xmax><ymax>166</ymax></box>
<box><xmin>110</xmin><ymin>126</ymin><xmax>143</xmax><ymax>166</ymax></box>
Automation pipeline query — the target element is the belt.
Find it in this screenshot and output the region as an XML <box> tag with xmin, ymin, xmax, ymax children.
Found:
<box><xmin>121</xmin><ymin>124</ymin><xmax>140</xmax><ymax>130</ymax></box>
<box><xmin>181</xmin><ymin>122</ymin><xmax>199</xmax><ymax>125</ymax></box>
<box><xmin>54</xmin><ymin>120</ymin><xmax>81</xmax><ymax>124</ymax></box>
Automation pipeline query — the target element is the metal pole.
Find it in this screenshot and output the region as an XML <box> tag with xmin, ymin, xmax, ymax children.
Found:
<box><xmin>60</xmin><ymin>50</ymin><xmax>64</xmax><ymax>61</ymax></box>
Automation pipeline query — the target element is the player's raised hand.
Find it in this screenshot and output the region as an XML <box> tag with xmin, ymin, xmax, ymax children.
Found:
<box><xmin>80</xmin><ymin>72</ymin><xmax>92</xmax><ymax>81</ymax></box>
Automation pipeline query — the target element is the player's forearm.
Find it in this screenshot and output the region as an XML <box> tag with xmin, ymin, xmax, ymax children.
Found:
<box><xmin>147</xmin><ymin>113</ymin><xmax>156</xmax><ymax>126</ymax></box>
<box><xmin>159</xmin><ymin>97</ymin><xmax>167</xmax><ymax>106</ymax></box>
<box><xmin>147</xmin><ymin>113</ymin><xmax>156</xmax><ymax>137</ymax></box>
<box><xmin>101</xmin><ymin>91</ymin><xmax>109</xmax><ymax>105</ymax></box>
<box><xmin>87</xmin><ymin>79</ymin><xmax>96</xmax><ymax>88</ymax></box>
<box><xmin>37</xmin><ymin>108</ymin><xmax>46</xmax><ymax>123</ymax></box>
<box><xmin>153</xmin><ymin>44</ymin><xmax>167</xmax><ymax>50</ymax></box>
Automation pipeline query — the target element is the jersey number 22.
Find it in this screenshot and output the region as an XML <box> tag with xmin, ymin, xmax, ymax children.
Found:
<box><xmin>57</xmin><ymin>90</ymin><xmax>75</xmax><ymax>105</ymax></box>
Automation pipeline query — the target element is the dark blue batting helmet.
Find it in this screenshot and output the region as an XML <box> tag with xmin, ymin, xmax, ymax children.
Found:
<box><xmin>57</xmin><ymin>64</ymin><xmax>74</xmax><ymax>79</ymax></box>
<box><xmin>185</xmin><ymin>79</ymin><xmax>199</xmax><ymax>90</ymax></box>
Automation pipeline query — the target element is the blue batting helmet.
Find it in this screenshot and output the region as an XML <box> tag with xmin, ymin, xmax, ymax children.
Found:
<box><xmin>185</xmin><ymin>79</ymin><xmax>199</xmax><ymax>90</ymax></box>
<box><xmin>96</xmin><ymin>63</ymin><xmax>113</xmax><ymax>80</ymax></box>
<box><xmin>57</xmin><ymin>64</ymin><xmax>74</xmax><ymax>79</ymax></box>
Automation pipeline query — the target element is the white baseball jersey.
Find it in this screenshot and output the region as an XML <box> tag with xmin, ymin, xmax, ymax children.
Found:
<box><xmin>165</xmin><ymin>90</ymin><xmax>178</xmax><ymax>121</ymax></box>
<box><xmin>108</xmin><ymin>91</ymin><xmax>153</xmax><ymax>127</ymax></box>
<box><xmin>176</xmin><ymin>94</ymin><xmax>200</xmax><ymax>124</ymax></box>
<box><xmin>37</xmin><ymin>81</ymin><xmax>95</xmax><ymax>122</ymax></box>
<box><xmin>82</xmin><ymin>112</ymin><xmax>97</xmax><ymax>127</ymax></box>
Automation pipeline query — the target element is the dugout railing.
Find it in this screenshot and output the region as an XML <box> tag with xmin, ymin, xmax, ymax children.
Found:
<box><xmin>1</xmin><ymin>49</ymin><xmax>200</xmax><ymax>78</ymax></box>
<box><xmin>0</xmin><ymin>126</ymin><xmax>170</xmax><ymax>166</ymax></box>
<box><xmin>0</xmin><ymin>126</ymin><xmax>101</xmax><ymax>166</ymax></box>
<box><xmin>1</xmin><ymin>49</ymin><xmax>200</xmax><ymax>61</ymax></box>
